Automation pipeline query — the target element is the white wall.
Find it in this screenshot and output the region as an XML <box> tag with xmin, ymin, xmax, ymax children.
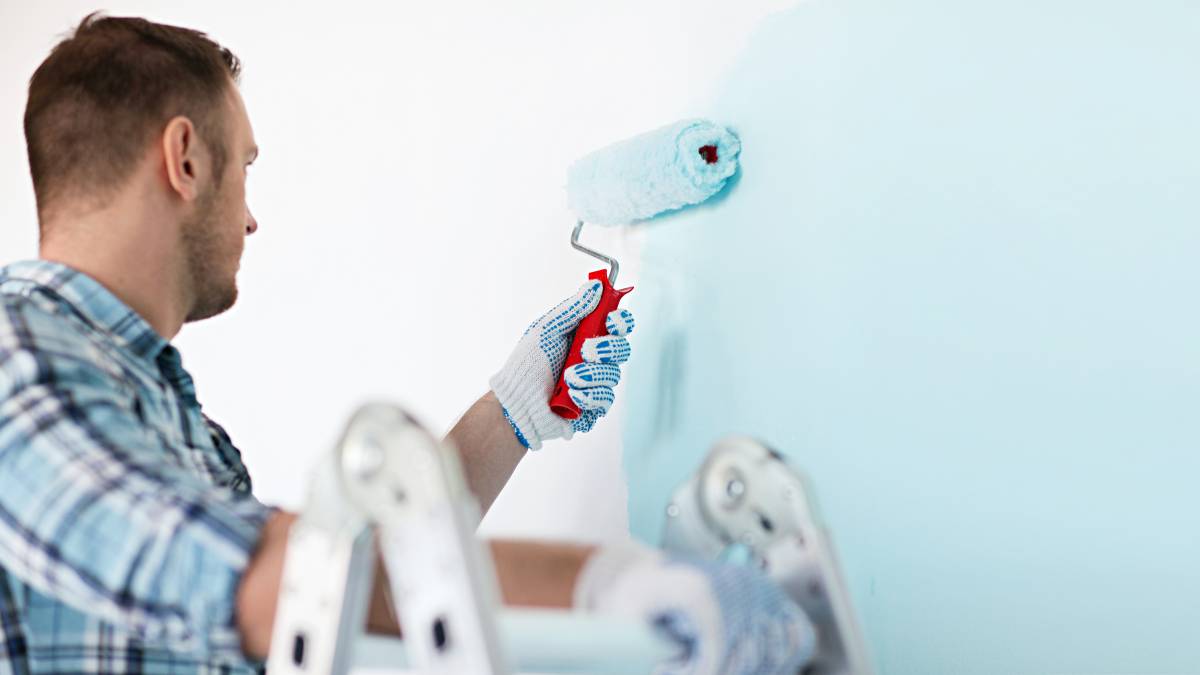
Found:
<box><xmin>0</xmin><ymin>0</ymin><xmax>789</xmax><ymax>542</ymax></box>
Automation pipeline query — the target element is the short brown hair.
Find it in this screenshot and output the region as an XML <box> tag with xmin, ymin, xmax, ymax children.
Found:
<box><xmin>24</xmin><ymin>12</ymin><xmax>240</xmax><ymax>223</ymax></box>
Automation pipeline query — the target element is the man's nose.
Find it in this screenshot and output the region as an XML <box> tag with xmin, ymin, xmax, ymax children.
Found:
<box><xmin>245</xmin><ymin>205</ymin><xmax>258</xmax><ymax>235</ymax></box>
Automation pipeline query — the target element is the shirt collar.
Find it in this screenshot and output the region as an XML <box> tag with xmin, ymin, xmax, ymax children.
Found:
<box><xmin>0</xmin><ymin>259</ymin><xmax>170</xmax><ymax>363</ymax></box>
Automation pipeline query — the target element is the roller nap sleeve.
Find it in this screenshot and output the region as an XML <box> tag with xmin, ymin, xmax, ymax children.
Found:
<box><xmin>566</xmin><ymin>119</ymin><xmax>742</xmax><ymax>226</ymax></box>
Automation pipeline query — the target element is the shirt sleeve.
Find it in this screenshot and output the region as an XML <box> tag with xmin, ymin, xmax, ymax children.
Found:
<box><xmin>0</xmin><ymin>347</ymin><xmax>275</xmax><ymax>662</ymax></box>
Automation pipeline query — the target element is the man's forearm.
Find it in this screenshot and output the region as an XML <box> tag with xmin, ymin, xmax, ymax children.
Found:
<box><xmin>489</xmin><ymin>539</ymin><xmax>594</xmax><ymax>607</ymax></box>
<box><xmin>445</xmin><ymin>391</ymin><xmax>527</xmax><ymax>514</ymax></box>
<box><xmin>366</xmin><ymin>539</ymin><xmax>596</xmax><ymax>637</ymax></box>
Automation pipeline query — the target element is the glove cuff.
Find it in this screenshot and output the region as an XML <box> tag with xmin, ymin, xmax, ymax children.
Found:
<box><xmin>489</xmin><ymin>367</ymin><xmax>571</xmax><ymax>452</ymax></box>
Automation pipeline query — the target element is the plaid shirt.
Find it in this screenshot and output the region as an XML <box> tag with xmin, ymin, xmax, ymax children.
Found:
<box><xmin>0</xmin><ymin>260</ymin><xmax>274</xmax><ymax>674</ymax></box>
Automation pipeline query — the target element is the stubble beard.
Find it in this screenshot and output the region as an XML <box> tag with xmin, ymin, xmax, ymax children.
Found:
<box><xmin>182</xmin><ymin>185</ymin><xmax>239</xmax><ymax>323</ymax></box>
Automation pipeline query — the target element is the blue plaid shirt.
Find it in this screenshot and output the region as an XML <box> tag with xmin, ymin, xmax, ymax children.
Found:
<box><xmin>0</xmin><ymin>260</ymin><xmax>274</xmax><ymax>674</ymax></box>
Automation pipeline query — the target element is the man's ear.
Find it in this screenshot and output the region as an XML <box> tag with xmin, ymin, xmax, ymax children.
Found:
<box><xmin>162</xmin><ymin>116</ymin><xmax>202</xmax><ymax>202</ymax></box>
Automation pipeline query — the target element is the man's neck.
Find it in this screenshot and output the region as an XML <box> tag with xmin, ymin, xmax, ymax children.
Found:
<box><xmin>38</xmin><ymin>195</ymin><xmax>190</xmax><ymax>340</ymax></box>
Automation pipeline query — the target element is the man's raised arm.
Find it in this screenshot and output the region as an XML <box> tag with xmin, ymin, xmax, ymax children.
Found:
<box><xmin>448</xmin><ymin>281</ymin><xmax>636</xmax><ymax>512</ymax></box>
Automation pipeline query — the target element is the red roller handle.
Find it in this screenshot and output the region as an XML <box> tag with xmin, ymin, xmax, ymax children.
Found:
<box><xmin>550</xmin><ymin>269</ymin><xmax>634</xmax><ymax>419</ymax></box>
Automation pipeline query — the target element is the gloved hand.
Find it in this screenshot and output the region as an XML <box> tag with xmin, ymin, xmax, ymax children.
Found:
<box><xmin>574</xmin><ymin>542</ymin><xmax>816</xmax><ymax>675</ymax></box>
<box><xmin>490</xmin><ymin>279</ymin><xmax>635</xmax><ymax>451</ymax></box>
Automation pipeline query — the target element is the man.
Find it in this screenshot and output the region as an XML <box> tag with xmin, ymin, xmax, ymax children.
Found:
<box><xmin>0</xmin><ymin>13</ymin><xmax>813</xmax><ymax>674</ymax></box>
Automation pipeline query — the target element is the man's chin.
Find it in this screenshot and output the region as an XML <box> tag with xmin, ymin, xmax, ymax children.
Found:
<box><xmin>185</xmin><ymin>285</ymin><xmax>238</xmax><ymax>323</ymax></box>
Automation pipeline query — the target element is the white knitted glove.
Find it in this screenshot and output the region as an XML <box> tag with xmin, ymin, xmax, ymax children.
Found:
<box><xmin>574</xmin><ymin>542</ymin><xmax>816</xmax><ymax>675</ymax></box>
<box><xmin>490</xmin><ymin>280</ymin><xmax>635</xmax><ymax>451</ymax></box>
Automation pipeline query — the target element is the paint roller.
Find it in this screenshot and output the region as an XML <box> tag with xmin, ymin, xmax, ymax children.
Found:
<box><xmin>549</xmin><ymin>119</ymin><xmax>742</xmax><ymax>419</ymax></box>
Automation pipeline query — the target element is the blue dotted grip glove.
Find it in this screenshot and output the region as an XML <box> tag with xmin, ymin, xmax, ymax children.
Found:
<box><xmin>574</xmin><ymin>543</ymin><xmax>816</xmax><ymax>675</ymax></box>
<box><xmin>490</xmin><ymin>280</ymin><xmax>635</xmax><ymax>450</ymax></box>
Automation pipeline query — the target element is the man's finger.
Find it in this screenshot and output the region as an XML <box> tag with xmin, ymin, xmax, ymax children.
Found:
<box><xmin>581</xmin><ymin>335</ymin><xmax>631</xmax><ymax>364</ymax></box>
<box><xmin>605</xmin><ymin>308</ymin><xmax>635</xmax><ymax>337</ymax></box>
<box><xmin>565</xmin><ymin>362</ymin><xmax>621</xmax><ymax>389</ymax></box>
<box><xmin>568</xmin><ymin>384</ymin><xmax>615</xmax><ymax>412</ymax></box>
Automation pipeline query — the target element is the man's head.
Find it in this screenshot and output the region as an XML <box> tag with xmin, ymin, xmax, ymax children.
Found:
<box><xmin>24</xmin><ymin>13</ymin><xmax>258</xmax><ymax>323</ymax></box>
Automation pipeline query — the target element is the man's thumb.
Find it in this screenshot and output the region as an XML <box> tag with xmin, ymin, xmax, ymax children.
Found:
<box><xmin>554</xmin><ymin>279</ymin><xmax>603</xmax><ymax>335</ymax></box>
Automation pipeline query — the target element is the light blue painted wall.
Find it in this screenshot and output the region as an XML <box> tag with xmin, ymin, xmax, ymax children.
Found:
<box><xmin>622</xmin><ymin>2</ymin><xmax>1200</xmax><ymax>673</ymax></box>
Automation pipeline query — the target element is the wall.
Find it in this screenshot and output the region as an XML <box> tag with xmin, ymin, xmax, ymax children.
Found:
<box><xmin>623</xmin><ymin>1</ymin><xmax>1200</xmax><ymax>673</ymax></box>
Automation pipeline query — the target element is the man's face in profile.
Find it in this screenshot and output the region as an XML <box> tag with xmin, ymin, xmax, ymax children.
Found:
<box><xmin>184</xmin><ymin>83</ymin><xmax>258</xmax><ymax>323</ymax></box>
